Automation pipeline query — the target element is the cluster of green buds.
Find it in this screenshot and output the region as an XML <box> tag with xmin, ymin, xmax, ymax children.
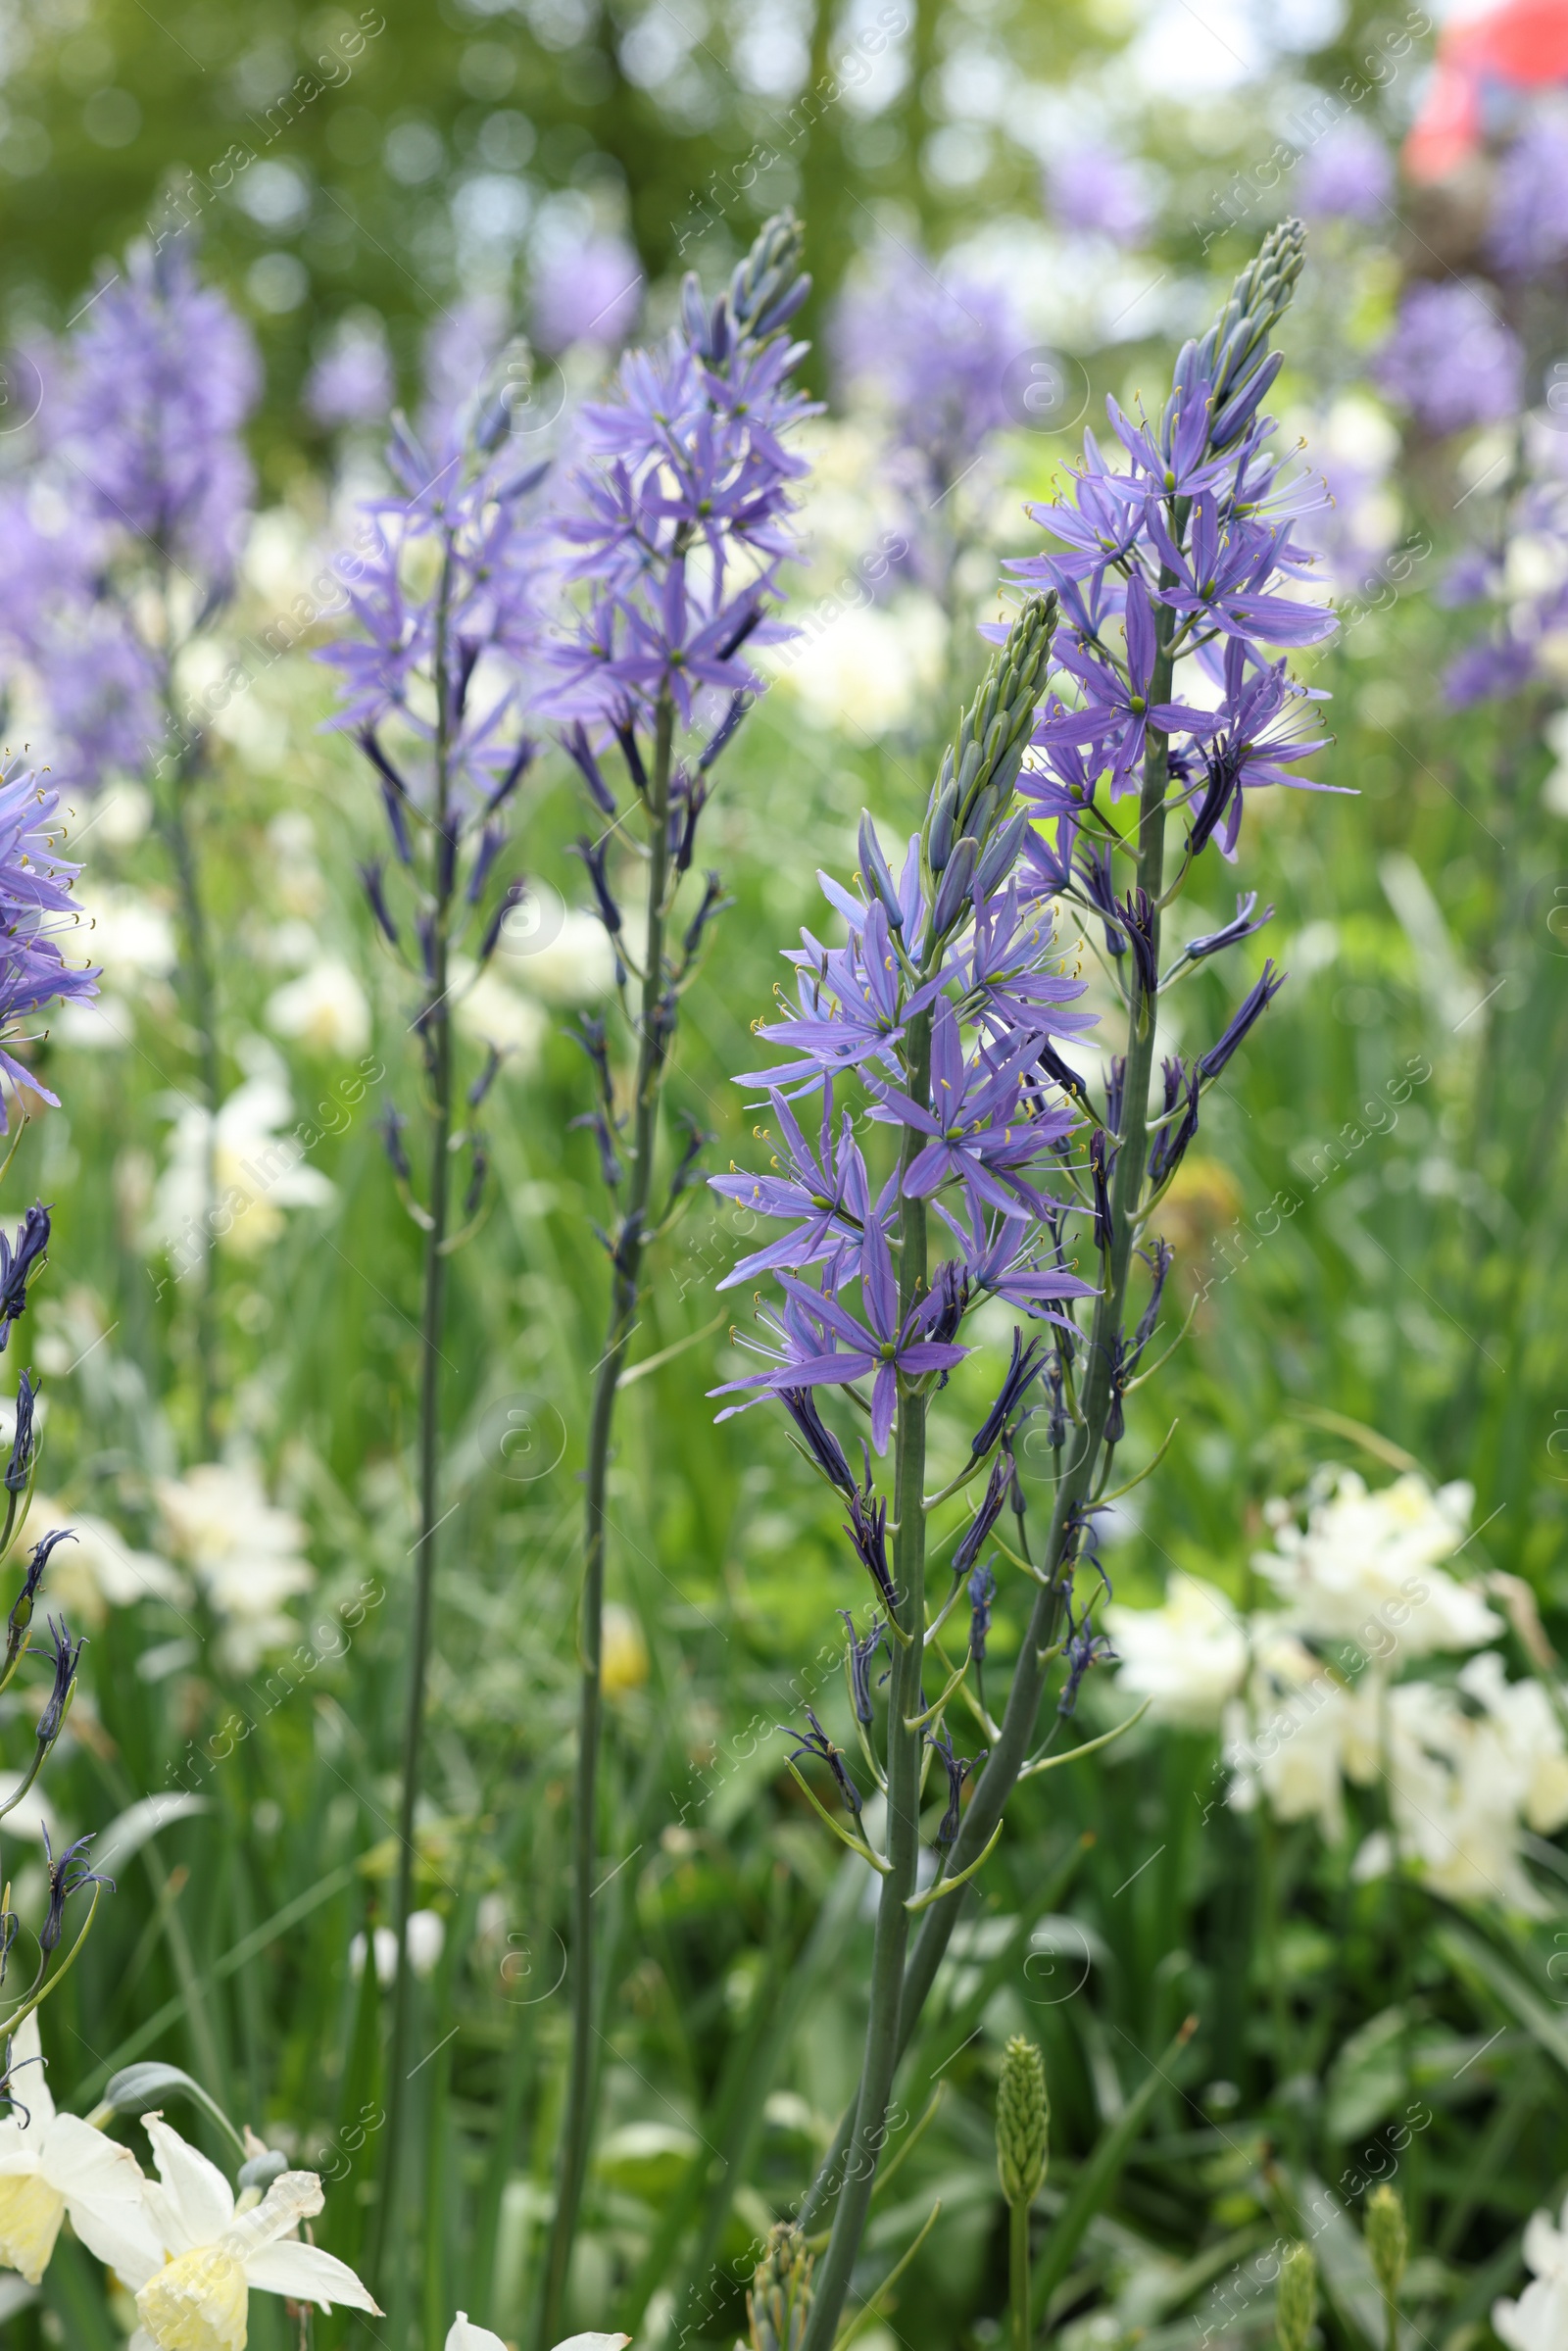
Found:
<box><xmin>920</xmin><ymin>591</ymin><xmax>1059</xmax><ymax>933</ymax></box>
<box><xmin>997</xmin><ymin>2034</ymin><xmax>1051</xmax><ymax>2210</ymax></box>
<box><xmin>747</xmin><ymin>2223</ymin><xmax>814</xmax><ymax>2351</ymax></box>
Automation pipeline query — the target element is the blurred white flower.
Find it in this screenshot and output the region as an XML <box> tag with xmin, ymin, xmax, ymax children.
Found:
<box><xmin>452</xmin><ymin>961</ymin><xmax>547</xmax><ymax>1063</ymax></box>
<box><xmin>1255</xmin><ymin>1466</ymin><xmax>1500</xmax><ymax>1659</ymax></box>
<box><xmin>120</xmin><ymin>2116</ymin><xmax>378</xmax><ymax>2343</ymax></box>
<box><xmin>55</xmin><ymin>886</ymin><xmax>177</xmax><ymax>1048</ymax></box>
<box><xmin>1495</xmin><ymin>2190</ymin><xmax>1568</xmax><ymax>2351</ymax></box>
<box><xmin>154</xmin><ymin>1462</ymin><xmax>314</xmax><ymax>1672</ymax></box>
<box><xmin>266</xmin><ymin>959</ymin><xmax>371</xmax><ymax>1057</ymax></box>
<box><xmin>448</xmin><ymin>2318</ymin><xmax>629</xmax><ymax>2351</ymax></box>
<box><xmin>0</xmin><ymin>2008</ymin><xmax>163</xmax><ymax>2286</ymax></box>
<box><xmin>1105</xmin><ymin>1573</ymin><xmax>1247</xmax><ymax>1730</ymax></box>
<box><xmin>17</xmin><ymin>1495</ymin><xmax>185</xmax><ymax>1629</ymax></box>
<box><xmin>767</xmin><ymin>597</ymin><xmax>946</xmax><ymax>739</ymax></box>
<box><xmin>149</xmin><ymin>1072</ymin><xmax>333</xmax><ymax>1262</ymax></box>
<box><xmin>496</xmin><ymin>883</ymin><xmax>614</xmax><ymax>1004</ymax></box>
<box><xmin>1371</xmin><ymin>1658</ymin><xmax>1568</xmax><ymax>1913</ymax></box>
<box><xmin>350</xmin><ymin>1908</ymin><xmax>445</xmax><ymax>1984</ymax></box>
<box><xmin>266</xmin><ymin>809</ymin><xmax>328</xmax><ymax>918</ymax></box>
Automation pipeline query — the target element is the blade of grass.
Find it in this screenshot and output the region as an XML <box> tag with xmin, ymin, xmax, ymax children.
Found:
<box><xmin>1029</xmin><ymin>2016</ymin><xmax>1199</xmax><ymax>2327</ymax></box>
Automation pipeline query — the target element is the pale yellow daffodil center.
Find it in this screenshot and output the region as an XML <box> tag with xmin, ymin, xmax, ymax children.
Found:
<box><xmin>0</xmin><ymin>2171</ymin><xmax>65</xmax><ymax>2284</ymax></box>
<box><xmin>136</xmin><ymin>2244</ymin><xmax>250</xmax><ymax>2351</ymax></box>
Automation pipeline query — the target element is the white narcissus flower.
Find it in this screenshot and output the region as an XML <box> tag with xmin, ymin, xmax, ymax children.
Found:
<box><xmin>0</xmin><ymin>2008</ymin><xmax>164</xmax><ymax>2285</ymax></box>
<box><xmin>121</xmin><ymin>2115</ymin><xmax>378</xmax><ymax>2350</ymax></box>
<box><xmin>1494</xmin><ymin>2189</ymin><xmax>1568</xmax><ymax>2351</ymax></box>
<box><xmin>154</xmin><ymin>1462</ymin><xmax>314</xmax><ymax>1673</ymax></box>
<box><xmin>446</xmin><ymin>2318</ymin><xmax>629</xmax><ymax>2351</ymax></box>
<box><xmin>265</xmin><ymin>959</ymin><xmax>371</xmax><ymax>1057</ymax></box>
<box><xmin>1255</xmin><ymin>1466</ymin><xmax>1500</xmax><ymax>1659</ymax></box>
<box><xmin>1105</xmin><ymin>1572</ymin><xmax>1248</xmax><ymax>1730</ymax></box>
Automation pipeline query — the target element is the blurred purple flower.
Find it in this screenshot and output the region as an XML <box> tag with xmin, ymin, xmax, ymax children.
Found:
<box><xmin>1297</xmin><ymin>120</ymin><xmax>1394</xmax><ymax>222</ymax></box>
<box><xmin>31</xmin><ymin>620</ymin><xmax>164</xmax><ymax>791</ymax></box>
<box><xmin>832</xmin><ymin>240</ymin><xmax>1023</xmax><ymax>479</ymax></box>
<box><xmin>420</xmin><ymin>293</ymin><xmax>512</xmax><ymax>457</ymax></box>
<box><xmin>306</xmin><ymin>318</ymin><xmax>395</xmax><ymax>428</ymax></box>
<box><xmin>530</xmin><ymin>235</ymin><xmax>643</xmax><ymax>356</ymax></box>
<box><xmin>1044</xmin><ymin>142</ymin><xmax>1152</xmax><ymax>246</ymax></box>
<box><xmin>1373</xmin><ymin>280</ymin><xmax>1523</xmax><ymax>435</ymax></box>
<box><xmin>1488</xmin><ymin>108</ymin><xmax>1568</xmax><ymax>278</ymax></box>
<box><xmin>1444</xmin><ymin>633</ymin><xmax>1538</xmax><ymax>705</ymax></box>
<box><xmin>45</xmin><ymin>237</ymin><xmax>260</xmax><ymax>582</ymax></box>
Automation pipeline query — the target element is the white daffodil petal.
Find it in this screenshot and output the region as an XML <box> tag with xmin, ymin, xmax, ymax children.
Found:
<box><xmin>42</xmin><ymin>2115</ymin><xmax>164</xmax><ymax>2279</ymax></box>
<box><xmin>552</xmin><ymin>2335</ymin><xmax>633</xmax><ymax>2350</ymax></box>
<box><xmin>224</xmin><ymin>2167</ymin><xmax>323</xmax><ymax>2255</ymax></box>
<box><xmin>142</xmin><ymin>2116</ymin><xmax>235</xmax><ymax>2250</ymax></box>
<box><xmin>243</xmin><ymin>2238</ymin><xmax>381</xmax><ymax>2312</ymax></box>
<box><xmin>41</xmin><ymin>2113</ymin><xmax>147</xmax><ymax>2203</ymax></box>
<box><xmin>448</xmin><ymin>2315</ymin><xmax>509</xmax><ymax>2351</ymax></box>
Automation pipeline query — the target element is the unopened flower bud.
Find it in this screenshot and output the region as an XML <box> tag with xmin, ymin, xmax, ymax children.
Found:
<box><xmin>1366</xmin><ymin>2184</ymin><xmax>1407</xmax><ymax>2309</ymax></box>
<box><xmin>747</xmin><ymin>2221</ymin><xmax>813</xmax><ymax>2351</ymax></box>
<box><xmin>996</xmin><ymin>2033</ymin><xmax>1049</xmax><ymax>2208</ymax></box>
<box><xmin>1276</xmin><ymin>2243</ymin><xmax>1316</xmax><ymax>2351</ymax></box>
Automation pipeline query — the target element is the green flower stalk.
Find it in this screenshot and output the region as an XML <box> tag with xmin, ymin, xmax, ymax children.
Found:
<box><xmin>998</xmin><ymin>2034</ymin><xmax>1049</xmax><ymax>2351</ymax></box>
<box><xmin>529</xmin><ymin>211</ymin><xmax>814</xmax><ymax>2349</ymax></box>
<box><xmin>323</xmin><ymin>364</ymin><xmax>550</xmax><ymax>2329</ymax></box>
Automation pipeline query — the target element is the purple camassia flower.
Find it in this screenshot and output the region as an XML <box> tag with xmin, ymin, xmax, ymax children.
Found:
<box><xmin>419</xmin><ymin>293</ymin><xmax>512</xmax><ymax>461</ymax></box>
<box><xmin>1487</xmin><ymin>107</ymin><xmax>1568</xmax><ymax>279</ymax></box>
<box><xmin>715</xmin><ymin>594</ymin><xmax>1096</xmax><ymax>1458</ymax></box>
<box><xmin>1034</xmin><ymin>571</ymin><xmax>1217</xmax><ymax>797</ymax></box>
<box><xmin>32</xmin><ymin>621</ymin><xmax>164</xmax><ymax>792</ymax></box>
<box><xmin>1003</xmin><ymin>303</ymin><xmax>1338</xmax><ymax>856</ymax></box>
<box><xmin>306</xmin><ymin>318</ymin><xmax>396</xmax><ymax>428</ymax></box>
<box><xmin>713</xmin><ymin>1215</ymin><xmax>967</xmax><ymax>1452</ymax></box>
<box><xmin>535</xmin><ymin>280</ymin><xmax>811</xmax><ymax>731</ymax></box>
<box><xmin>1374</xmin><ymin>281</ymin><xmax>1523</xmax><ymax>435</ymax></box>
<box><xmin>741</xmin><ymin>899</ymin><xmax>948</xmax><ymax>1092</ymax></box>
<box><xmin>1297</xmin><ymin>120</ymin><xmax>1394</xmax><ymax>223</ymax></box>
<box><xmin>712</xmin><ymin>1091</ymin><xmax>891</xmax><ymax>1294</ymax></box>
<box><xmin>867</xmin><ymin>1004</ymin><xmax>1072</xmax><ymax>1223</ymax></box>
<box><xmin>0</xmin><ymin>487</ymin><xmax>162</xmax><ymax>789</ymax></box>
<box><xmin>321</xmin><ymin>410</ymin><xmax>552</xmax><ymax>807</ymax></box>
<box><xmin>831</xmin><ymin>239</ymin><xmax>1023</xmax><ymax>482</ymax></box>
<box><xmin>46</xmin><ymin>237</ymin><xmax>260</xmax><ymax>583</ymax></box>
<box><xmin>1044</xmin><ymin>142</ymin><xmax>1152</xmax><ymax>247</ymax></box>
<box><xmin>0</xmin><ymin>757</ymin><xmax>99</xmax><ymax>1118</ymax></box>
<box><xmin>1445</xmin><ymin>632</ymin><xmax>1540</xmax><ymax>706</ymax></box>
<box><xmin>531</xmin><ymin>235</ymin><xmax>643</xmax><ymax>356</ymax></box>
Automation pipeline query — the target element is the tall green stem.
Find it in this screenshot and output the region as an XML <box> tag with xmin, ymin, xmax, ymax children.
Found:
<box><xmin>155</xmin><ymin>693</ymin><xmax>221</xmax><ymax>1457</ymax></box>
<box><xmin>1009</xmin><ymin>2202</ymin><xmax>1032</xmax><ymax>2351</ymax></box>
<box><xmin>799</xmin><ymin>1010</ymin><xmax>933</xmax><ymax>2351</ymax></box>
<box><xmin>536</xmin><ymin>699</ymin><xmax>676</xmax><ymax>2351</ymax></box>
<box><xmin>371</xmin><ymin>545</ymin><xmax>459</xmax><ymax>2328</ymax></box>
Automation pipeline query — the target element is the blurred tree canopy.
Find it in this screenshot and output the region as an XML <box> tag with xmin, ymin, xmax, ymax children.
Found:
<box><xmin>0</xmin><ymin>0</ymin><xmax>1397</xmax><ymax>477</ymax></box>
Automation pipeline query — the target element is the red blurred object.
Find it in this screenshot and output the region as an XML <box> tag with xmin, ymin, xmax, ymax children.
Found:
<box><xmin>1405</xmin><ymin>0</ymin><xmax>1568</xmax><ymax>180</ymax></box>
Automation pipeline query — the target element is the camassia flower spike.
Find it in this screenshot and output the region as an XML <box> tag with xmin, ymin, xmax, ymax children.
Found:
<box><xmin>712</xmin><ymin>221</ymin><xmax>1342</xmax><ymax>2351</ymax></box>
